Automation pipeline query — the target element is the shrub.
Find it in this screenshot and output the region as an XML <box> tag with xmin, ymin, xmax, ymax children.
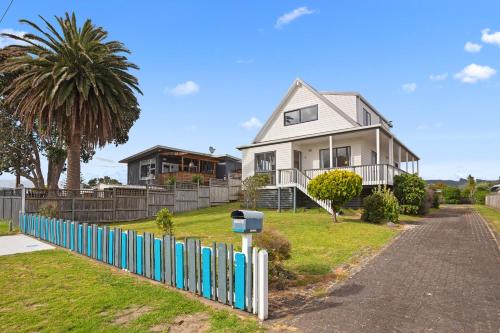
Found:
<box><xmin>394</xmin><ymin>173</ymin><xmax>426</xmax><ymax>215</ymax></box>
<box><xmin>442</xmin><ymin>186</ymin><xmax>461</xmax><ymax>204</ymax></box>
<box><xmin>473</xmin><ymin>188</ymin><xmax>489</xmax><ymax>205</ymax></box>
<box><xmin>419</xmin><ymin>188</ymin><xmax>434</xmax><ymax>215</ymax></box>
<box><xmin>254</xmin><ymin>228</ymin><xmax>293</xmax><ymax>290</ymax></box>
<box><xmin>432</xmin><ymin>191</ymin><xmax>440</xmax><ymax>208</ymax></box>
<box><xmin>38</xmin><ymin>201</ymin><xmax>59</xmax><ymax>218</ymax></box>
<box><xmin>164</xmin><ymin>176</ymin><xmax>176</xmax><ymax>186</ymax></box>
<box><xmin>191</xmin><ymin>174</ymin><xmax>203</xmax><ymax>184</ymax></box>
<box><xmin>155</xmin><ymin>208</ymin><xmax>174</xmax><ymax>235</ymax></box>
<box><xmin>307</xmin><ymin>170</ymin><xmax>362</xmax><ymax>222</ymax></box>
<box><xmin>362</xmin><ymin>186</ymin><xmax>399</xmax><ymax>224</ymax></box>
<box><xmin>242</xmin><ymin>174</ymin><xmax>270</xmax><ymax>209</ymax></box>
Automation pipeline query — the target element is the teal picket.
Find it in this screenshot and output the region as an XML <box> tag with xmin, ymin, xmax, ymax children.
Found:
<box><xmin>87</xmin><ymin>225</ymin><xmax>92</xmax><ymax>256</ymax></box>
<box><xmin>234</xmin><ymin>252</ymin><xmax>246</xmax><ymax>310</ymax></box>
<box><xmin>121</xmin><ymin>232</ymin><xmax>127</xmax><ymax>269</ymax></box>
<box><xmin>97</xmin><ymin>228</ymin><xmax>103</xmax><ymax>260</ymax></box>
<box><xmin>175</xmin><ymin>242</ymin><xmax>184</xmax><ymax>289</ymax></box>
<box><xmin>108</xmin><ymin>230</ymin><xmax>114</xmax><ymax>265</ymax></box>
<box><xmin>202</xmin><ymin>247</ymin><xmax>212</xmax><ymax>299</ymax></box>
<box><xmin>154</xmin><ymin>238</ymin><xmax>162</xmax><ymax>281</ymax></box>
<box><xmin>70</xmin><ymin>222</ymin><xmax>75</xmax><ymax>250</ymax></box>
<box><xmin>136</xmin><ymin>235</ymin><xmax>143</xmax><ymax>275</ymax></box>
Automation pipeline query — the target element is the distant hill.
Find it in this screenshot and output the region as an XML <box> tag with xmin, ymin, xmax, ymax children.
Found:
<box><xmin>426</xmin><ymin>178</ymin><xmax>500</xmax><ymax>187</ymax></box>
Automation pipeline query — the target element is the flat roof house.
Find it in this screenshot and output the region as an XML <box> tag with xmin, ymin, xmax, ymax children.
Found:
<box><xmin>119</xmin><ymin>145</ymin><xmax>241</xmax><ymax>186</ymax></box>
<box><xmin>237</xmin><ymin>79</ymin><xmax>420</xmax><ymax>213</ymax></box>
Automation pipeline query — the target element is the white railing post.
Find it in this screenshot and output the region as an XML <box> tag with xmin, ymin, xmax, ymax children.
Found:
<box><xmin>257</xmin><ymin>249</ymin><xmax>268</xmax><ymax>320</ymax></box>
<box><xmin>252</xmin><ymin>247</ymin><xmax>259</xmax><ymax>314</ymax></box>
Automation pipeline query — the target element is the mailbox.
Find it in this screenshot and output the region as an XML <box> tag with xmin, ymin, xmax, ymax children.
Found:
<box><xmin>231</xmin><ymin>210</ymin><xmax>263</xmax><ymax>233</ymax></box>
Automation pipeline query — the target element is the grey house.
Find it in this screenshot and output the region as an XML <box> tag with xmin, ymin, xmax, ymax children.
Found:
<box><xmin>119</xmin><ymin>145</ymin><xmax>241</xmax><ymax>186</ymax></box>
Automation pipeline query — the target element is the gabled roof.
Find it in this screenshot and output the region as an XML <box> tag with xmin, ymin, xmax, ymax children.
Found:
<box><xmin>119</xmin><ymin>145</ymin><xmax>241</xmax><ymax>163</ymax></box>
<box><xmin>253</xmin><ymin>78</ymin><xmax>359</xmax><ymax>143</ymax></box>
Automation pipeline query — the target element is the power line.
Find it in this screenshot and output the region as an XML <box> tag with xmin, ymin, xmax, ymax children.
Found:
<box><xmin>0</xmin><ymin>0</ymin><xmax>14</xmax><ymax>24</ymax></box>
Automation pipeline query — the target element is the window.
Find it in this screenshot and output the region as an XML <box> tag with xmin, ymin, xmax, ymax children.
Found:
<box><xmin>140</xmin><ymin>159</ymin><xmax>156</xmax><ymax>179</ymax></box>
<box><xmin>371</xmin><ymin>151</ymin><xmax>378</xmax><ymax>165</ymax></box>
<box><xmin>293</xmin><ymin>150</ymin><xmax>302</xmax><ymax>170</ymax></box>
<box><xmin>363</xmin><ymin>108</ymin><xmax>372</xmax><ymax>126</ymax></box>
<box><xmin>319</xmin><ymin>146</ymin><xmax>351</xmax><ymax>168</ymax></box>
<box><xmin>255</xmin><ymin>151</ymin><xmax>276</xmax><ymax>172</ymax></box>
<box><xmin>284</xmin><ymin>105</ymin><xmax>318</xmax><ymax>126</ymax></box>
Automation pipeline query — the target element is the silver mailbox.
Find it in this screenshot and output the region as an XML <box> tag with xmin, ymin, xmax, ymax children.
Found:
<box><xmin>231</xmin><ymin>210</ymin><xmax>263</xmax><ymax>233</ymax></box>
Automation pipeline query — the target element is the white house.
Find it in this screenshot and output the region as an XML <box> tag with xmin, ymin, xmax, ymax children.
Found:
<box><xmin>237</xmin><ymin>79</ymin><xmax>420</xmax><ymax>213</ymax></box>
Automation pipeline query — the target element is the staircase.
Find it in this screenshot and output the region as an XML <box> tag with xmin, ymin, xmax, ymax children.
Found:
<box><xmin>277</xmin><ymin>169</ymin><xmax>334</xmax><ymax>214</ymax></box>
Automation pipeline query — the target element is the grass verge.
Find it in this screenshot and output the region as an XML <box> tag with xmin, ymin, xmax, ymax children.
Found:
<box><xmin>0</xmin><ymin>249</ymin><xmax>260</xmax><ymax>333</ymax></box>
<box><xmin>0</xmin><ymin>220</ymin><xmax>17</xmax><ymax>236</ymax></box>
<box><xmin>474</xmin><ymin>204</ymin><xmax>500</xmax><ymax>235</ymax></box>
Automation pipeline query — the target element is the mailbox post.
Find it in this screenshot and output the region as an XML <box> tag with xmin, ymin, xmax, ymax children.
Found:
<box><xmin>231</xmin><ymin>210</ymin><xmax>263</xmax><ymax>257</ymax></box>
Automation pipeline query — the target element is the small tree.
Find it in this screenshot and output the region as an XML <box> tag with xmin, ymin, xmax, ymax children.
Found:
<box><xmin>242</xmin><ymin>174</ymin><xmax>270</xmax><ymax>209</ymax></box>
<box><xmin>155</xmin><ymin>208</ymin><xmax>174</xmax><ymax>235</ymax></box>
<box><xmin>442</xmin><ymin>186</ymin><xmax>461</xmax><ymax>204</ymax></box>
<box><xmin>307</xmin><ymin>170</ymin><xmax>362</xmax><ymax>222</ymax></box>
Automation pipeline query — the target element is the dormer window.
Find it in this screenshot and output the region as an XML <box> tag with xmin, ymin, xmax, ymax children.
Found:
<box><xmin>284</xmin><ymin>105</ymin><xmax>318</xmax><ymax>126</ymax></box>
<box><xmin>363</xmin><ymin>108</ymin><xmax>372</xmax><ymax>126</ymax></box>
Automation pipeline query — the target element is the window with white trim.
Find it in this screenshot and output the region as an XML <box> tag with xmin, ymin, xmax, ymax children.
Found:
<box><xmin>140</xmin><ymin>158</ymin><xmax>156</xmax><ymax>180</ymax></box>
<box><xmin>284</xmin><ymin>105</ymin><xmax>318</xmax><ymax>126</ymax></box>
<box><xmin>363</xmin><ymin>108</ymin><xmax>372</xmax><ymax>126</ymax></box>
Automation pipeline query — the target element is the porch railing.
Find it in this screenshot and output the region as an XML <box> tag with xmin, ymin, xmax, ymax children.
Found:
<box><xmin>304</xmin><ymin>164</ymin><xmax>406</xmax><ymax>186</ymax></box>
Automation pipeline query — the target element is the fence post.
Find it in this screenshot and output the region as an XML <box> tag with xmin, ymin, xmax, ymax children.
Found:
<box><xmin>257</xmin><ymin>250</ymin><xmax>268</xmax><ymax>320</ymax></box>
<box><xmin>145</xmin><ymin>185</ymin><xmax>150</xmax><ymax>218</ymax></box>
<box><xmin>173</xmin><ymin>182</ymin><xmax>177</xmax><ymax>214</ymax></box>
<box><xmin>71</xmin><ymin>194</ymin><xmax>76</xmax><ymax>221</ymax></box>
<box><xmin>112</xmin><ymin>187</ymin><xmax>117</xmax><ymax>221</ymax></box>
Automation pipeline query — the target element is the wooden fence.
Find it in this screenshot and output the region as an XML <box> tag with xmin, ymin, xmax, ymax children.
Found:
<box><xmin>1</xmin><ymin>180</ymin><xmax>241</xmax><ymax>226</ymax></box>
<box><xmin>19</xmin><ymin>213</ymin><xmax>268</xmax><ymax>320</ymax></box>
<box><xmin>485</xmin><ymin>193</ymin><xmax>500</xmax><ymax>210</ymax></box>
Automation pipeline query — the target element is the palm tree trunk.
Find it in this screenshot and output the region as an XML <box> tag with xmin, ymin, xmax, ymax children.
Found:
<box><xmin>66</xmin><ymin>130</ymin><xmax>82</xmax><ymax>191</ymax></box>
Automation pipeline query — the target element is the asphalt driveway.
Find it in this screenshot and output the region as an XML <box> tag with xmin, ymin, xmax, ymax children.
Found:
<box><xmin>271</xmin><ymin>206</ymin><xmax>500</xmax><ymax>333</ymax></box>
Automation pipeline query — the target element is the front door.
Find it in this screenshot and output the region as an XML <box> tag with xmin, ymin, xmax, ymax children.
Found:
<box><xmin>293</xmin><ymin>150</ymin><xmax>302</xmax><ymax>171</ymax></box>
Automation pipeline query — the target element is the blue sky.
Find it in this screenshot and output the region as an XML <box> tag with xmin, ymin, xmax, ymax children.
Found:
<box><xmin>1</xmin><ymin>0</ymin><xmax>499</xmax><ymax>185</ymax></box>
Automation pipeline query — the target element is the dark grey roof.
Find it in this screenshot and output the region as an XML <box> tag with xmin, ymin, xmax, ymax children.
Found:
<box><xmin>119</xmin><ymin>145</ymin><xmax>241</xmax><ymax>163</ymax></box>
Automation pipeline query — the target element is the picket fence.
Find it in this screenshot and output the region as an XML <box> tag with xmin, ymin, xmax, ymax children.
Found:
<box><xmin>19</xmin><ymin>213</ymin><xmax>269</xmax><ymax>320</ymax></box>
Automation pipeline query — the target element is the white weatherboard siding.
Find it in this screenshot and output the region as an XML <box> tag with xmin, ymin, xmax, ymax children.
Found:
<box><xmin>322</xmin><ymin>94</ymin><xmax>358</xmax><ymax>124</ymax></box>
<box><xmin>258</xmin><ymin>84</ymin><xmax>355</xmax><ymax>143</ymax></box>
<box><xmin>241</xmin><ymin>142</ymin><xmax>292</xmax><ymax>179</ymax></box>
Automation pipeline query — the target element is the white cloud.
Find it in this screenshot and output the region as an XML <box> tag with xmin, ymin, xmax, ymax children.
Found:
<box><xmin>481</xmin><ymin>28</ymin><xmax>500</xmax><ymax>46</ymax></box>
<box><xmin>240</xmin><ymin>117</ymin><xmax>262</xmax><ymax>129</ymax></box>
<box><xmin>454</xmin><ymin>64</ymin><xmax>496</xmax><ymax>83</ymax></box>
<box><xmin>429</xmin><ymin>73</ymin><xmax>448</xmax><ymax>81</ymax></box>
<box><xmin>236</xmin><ymin>58</ymin><xmax>255</xmax><ymax>64</ymax></box>
<box><xmin>464</xmin><ymin>41</ymin><xmax>482</xmax><ymax>53</ymax></box>
<box><xmin>165</xmin><ymin>81</ymin><xmax>200</xmax><ymax>96</ymax></box>
<box><xmin>402</xmin><ymin>82</ymin><xmax>417</xmax><ymax>92</ymax></box>
<box><xmin>0</xmin><ymin>28</ymin><xmax>27</xmax><ymax>48</ymax></box>
<box><xmin>275</xmin><ymin>7</ymin><xmax>316</xmax><ymax>29</ymax></box>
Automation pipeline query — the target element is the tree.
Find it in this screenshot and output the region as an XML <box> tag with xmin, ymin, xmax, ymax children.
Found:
<box><xmin>0</xmin><ymin>13</ymin><xmax>141</xmax><ymax>191</ymax></box>
<box><xmin>87</xmin><ymin>176</ymin><xmax>122</xmax><ymax>188</ymax></box>
<box><xmin>307</xmin><ymin>170</ymin><xmax>362</xmax><ymax>222</ymax></box>
<box><xmin>466</xmin><ymin>174</ymin><xmax>476</xmax><ymax>199</ymax></box>
<box><xmin>242</xmin><ymin>174</ymin><xmax>270</xmax><ymax>209</ymax></box>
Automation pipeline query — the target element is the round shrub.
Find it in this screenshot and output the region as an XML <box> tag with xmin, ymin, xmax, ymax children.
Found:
<box><xmin>362</xmin><ymin>186</ymin><xmax>399</xmax><ymax>224</ymax></box>
<box><xmin>393</xmin><ymin>173</ymin><xmax>426</xmax><ymax>215</ymax></box>
<box><xmin>419</xmin><ymin>188</ymin><xmax>434</xmax><ymax>215</ymax></box>
<box><xmin>432</xmin><ymin>191</ymin><xmax>440</xmax><ymax>208</ymax></box>
<box><xmin>307</xmin><ymin>170</ymin><xmax>362</xmax><ymax>222</ymax></box>
<box><xmin>473</xmin><ymin>188</ymin><xmax>489</xmax><ymax>205</ymax></box>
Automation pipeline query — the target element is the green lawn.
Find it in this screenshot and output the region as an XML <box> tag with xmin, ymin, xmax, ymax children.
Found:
<box><xmin>474</xmin><ymin>204</ymin><xmax>500</xmax><ymax>234</ymax></box>
<box><xmin>112</xmin><ymin>203</ymin><xmax>400</xmax><ymax>285</ymax></box>
<box><xmin>0</xmin><ymin>220</ymin><xmax>17</xmax><ymax>236</ymax></box>
<box><xmin>0</xmin><ymin>249</ymin><xmax>260</xmax><ymax>333</ymax></box>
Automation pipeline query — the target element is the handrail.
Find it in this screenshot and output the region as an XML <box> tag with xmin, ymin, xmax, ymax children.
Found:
<box><xmin>303</xmin><ymin>164</ymin><xmax>406</xmax><ymax>186</ymax></box>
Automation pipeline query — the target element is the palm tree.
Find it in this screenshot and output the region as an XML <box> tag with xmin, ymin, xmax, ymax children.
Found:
<box><xmin>0</xmin><ymin>13</ymin><xmax>141</xmax><ymax>190</ymax></box>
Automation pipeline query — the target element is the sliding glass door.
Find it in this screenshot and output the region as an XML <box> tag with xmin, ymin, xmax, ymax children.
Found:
<box><xmin>319</xmin><ymin>146</ymin><xmax>351</xmax><ymax>169</ymax></box>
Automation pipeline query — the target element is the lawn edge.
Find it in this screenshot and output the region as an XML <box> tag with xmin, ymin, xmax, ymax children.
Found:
<box><xmin>473</xmin><ymin>206</ymin><xmax>500</xmax><ymax>250</ymax></box>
